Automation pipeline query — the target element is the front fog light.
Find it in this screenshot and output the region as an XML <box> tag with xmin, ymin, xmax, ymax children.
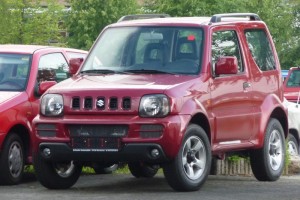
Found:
<box><xmin>41</xmin><ymin>94</ymin><xmax>63</xmax><ymax>116</ymax></box>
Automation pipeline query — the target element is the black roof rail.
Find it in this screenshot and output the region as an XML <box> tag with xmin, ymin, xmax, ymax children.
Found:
<box><xmin>210</xmin><ymin>13</ymin><xmax>261</xmax><ymax>23</ymax></box>
<box><xmin>118</xmin><ymin>14</ymin><xmax>170</xmax><ymax>22</ymax></box>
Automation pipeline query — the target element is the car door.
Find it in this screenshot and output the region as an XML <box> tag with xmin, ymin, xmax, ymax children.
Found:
<box><xmin>210</xmin><ymin>28</ymin><xmax>254</xmax><ymax>145</ymax></box>
<box><xmin>30</xmin><ymin>51</ymin><xmax>70</xmax><ymax>116</ymax></box>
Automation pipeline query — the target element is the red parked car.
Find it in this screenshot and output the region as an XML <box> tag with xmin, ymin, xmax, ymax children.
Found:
<box><xmin>0</xmin><ymin>45</ymin><xmax>87</xmax><ymax>185</ymax></box>
<box><xmin>32</xmin><ymin>13</ymin><xmax>288</xmax><ymax>191</ymax></box>
<box><xmin>283</xmin><ymin>67</ymin><xmax>300</xmax><ymax>103</ymax></box>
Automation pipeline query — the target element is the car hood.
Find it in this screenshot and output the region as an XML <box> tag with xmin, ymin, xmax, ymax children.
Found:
<box><xmin>48</xmin><ymin>74</ymin><xmax>199</xmax><ymax>92</ymax></box>
<box><xmin>0</xmin><ymin>91</ymin><xmax>21</xmax><ymax>104</ymax></box>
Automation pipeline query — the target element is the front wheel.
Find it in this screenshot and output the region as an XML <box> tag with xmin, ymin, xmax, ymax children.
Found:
<box><xmin>128</xmin><ymin>162</ymin><xmax>159</xmax><ymax>178</ymax></box>
<box><xmin>33</xmin><ymin>154</ymin><xmax>82</xmax><ymax>189</ymax></box>
<box><xmin>163</xmin><ymin>124</ymin><xmax>211</xmax><ymax>191</ymax></box>
<box><xmin>250</xmin><ymin>118</ymin><xmax>285</xmax><ymax>181</ymax></box>
<box><xmin>0</xmin><ymin>133</ymin><xmax>24</xmax><ymax>185</ymax></box>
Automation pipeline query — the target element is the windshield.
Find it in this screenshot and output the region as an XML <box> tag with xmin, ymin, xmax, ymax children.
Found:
<box><xmin>82</xmin><ymin>26</ymin><xmax>203</xmax><ymax>75</ymax></box>
<box><xmin>0</xmin><ymin>54</ymin><xmax>31</xmax><ymax>91</ymax></box>
<box><xmin>286</xmin><ymin>69</ymin><xmax>300</xmax><ymax>87</ymax></box>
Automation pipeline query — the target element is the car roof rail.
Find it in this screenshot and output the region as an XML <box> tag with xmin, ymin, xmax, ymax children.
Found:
<box><xmin>118</xmin><ymin>14</ymin><xmax>170</xmax><ymax>22</ymax></box>
<box><xmin>210</xmin><ymin>13</ymin><xmax>261</xmax><ymax>23</ymax></box>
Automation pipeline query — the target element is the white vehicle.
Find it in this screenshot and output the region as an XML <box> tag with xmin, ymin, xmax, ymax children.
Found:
<box><xmin>284</xmin><ymin>97</ymin><xmax>300</xmax><ymax>155</ymax></box>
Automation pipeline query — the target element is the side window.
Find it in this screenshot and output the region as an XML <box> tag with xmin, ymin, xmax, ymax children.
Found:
<box><xmin>38</xmin><ymin>53</ymin><xmax>68</xmax><ymax>83</ymax></box>
<box><xmin>212</xmin><ymin>30</ymin><xmax>243</xmax><ymax>72</ymax></box>
<box><xmin>245</xmin><ymin>29</ymin><xmax>275</xmax><ymax>71</ymax></box>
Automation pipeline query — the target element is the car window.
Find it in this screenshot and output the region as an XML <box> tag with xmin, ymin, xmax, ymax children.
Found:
<box><xmin>38</xmin><ymin>53</ymin><xmax>69</xmax><ymax>83</ymax></box>
<box><xmin>0</xmin><ymin>54</ymin><xmax>31</xmax><ymax>91</ymax></box>
<box><xmin>212</xmin><ymin>30</ymin><xmax>243</xmax><ymax>73</ymax></box>
<box><xmin>286</xmin><ymin>70</ymin><xmax>300</xmax><ymax>87</ymax></box>
<box><xmin>82</xmin><ymin>27</ymin><xmax>203</xmax><ymax>75</ymax></box>
<box><xmin>245</xmin><ymin>29</ymin><xmax>276</xmax><ymax>71</ymax></box>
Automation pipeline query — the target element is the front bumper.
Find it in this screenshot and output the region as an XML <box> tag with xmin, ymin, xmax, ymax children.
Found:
<box><xmin>38</xmin><ymin>142</ymin><xmax>167</xmax><ymax>163</ymax></box>
<box><xmin>33</xmin><ymin>114</ymin><xmax>191</xmax><ymax>162</ymax></box>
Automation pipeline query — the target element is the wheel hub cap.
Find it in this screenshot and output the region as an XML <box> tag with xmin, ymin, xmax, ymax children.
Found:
<box><xmin>182</xmin><ymin>136</ymin><xmax>206</xmax><ymax>180</ymax></box>
<box><xmin>8</xmin><ymin>142</ymin><xmax>23</xmax><ymax>178</ymax></box>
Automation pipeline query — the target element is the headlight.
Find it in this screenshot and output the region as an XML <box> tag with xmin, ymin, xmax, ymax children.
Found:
<box><xmin>41</xmin><ymin>94</ymin><xmax>63</xmax><ymax>116</ymax></box>
<box><xmin>139</xmin><ymin>94</ymin><xmax>170</xmax><ymax>117</ymax></box>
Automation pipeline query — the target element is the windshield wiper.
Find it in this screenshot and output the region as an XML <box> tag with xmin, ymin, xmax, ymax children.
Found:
<box><xmin>80</xmin><ymin>69</ymin><xmax>131</xmax><ymax>74</ymax></box>
<box><xmin>124</xmin><ymin>69</ymin><xmax>175</xmax><ymax>74</ymax></box>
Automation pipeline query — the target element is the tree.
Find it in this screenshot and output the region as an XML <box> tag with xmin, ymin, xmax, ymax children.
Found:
<box><xmin>67</xmin><ymin>0</ymin><xmax>139</xmax><ymax>50</ymax></box>
<box><xmin>146</xmin><ymin>0</ymin><xmax>297</xmax><ymax>69</ymax></box>
<box><xmin>0</xmin><ymin>0</ymin><xmax>65</xmax><ymax>45</ymax></box>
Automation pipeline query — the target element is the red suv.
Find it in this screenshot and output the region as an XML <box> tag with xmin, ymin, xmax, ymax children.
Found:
<box><xmin>32</xmin><ymin>13</ymin><xmax>288</xmax><ymax>191</ymax></box>
<box><xmin>283</xmin><ymin>67</ymin><xmax>300</xmax><ymax>103</ymax></box>
<box><xmin>0</xmin><ymin>45</ymin><xmax>87</xmax><ymax>185</ymax></box>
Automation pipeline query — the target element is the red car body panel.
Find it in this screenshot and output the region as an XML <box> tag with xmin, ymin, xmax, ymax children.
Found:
<box><xmin>0</xmin><ymin>45</ymin><xmax>87</xmax><ymax>163</ymax></box>
<box><xmin>283</xmin><ymin>67</ymin><xmax>300</xmax><ymax>103</ymax></box>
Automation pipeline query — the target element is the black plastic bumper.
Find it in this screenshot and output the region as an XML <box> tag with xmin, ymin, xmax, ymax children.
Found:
<box><xmin>38</xmin><ymin>143</ymin><xmax>168</xmax><ymax>163</ymax></box>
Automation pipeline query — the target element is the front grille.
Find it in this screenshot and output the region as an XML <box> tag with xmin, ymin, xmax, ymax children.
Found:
<box><xmin>71</xmin><ymin>96</ymin><xmax>132</xmax><ymax>111</ymax></box>
<box><xmin>109</xmin><ymin>97</ymin><xmax>118</xmax><ymax>110</ymax></box>
<box><xmin>72</xmin><ymin>97</ymin><xmax>80</xmax><ymax>109</ymax></box>
<box><xmin>84</xmin><ymin>97</ymin><xmax>93</xmax><ymax>109</ymax></box>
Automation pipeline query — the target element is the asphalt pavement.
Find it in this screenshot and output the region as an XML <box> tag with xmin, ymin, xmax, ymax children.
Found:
<box><xmin>1</xmin><ymin>173</ymin><xmax>300</xmax><ymax>200</ymax></box>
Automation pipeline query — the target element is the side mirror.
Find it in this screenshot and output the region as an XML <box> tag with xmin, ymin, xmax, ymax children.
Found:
<box><xmin>38</xmin><ymin>81</ymin><xmax>57</xmax><ymax>95</ymax></box>
<box><xmin>215</xmin><ymin>56</ymin><xmax>238</xmax><ymax>76</ymax></box>
<box><xmin>69</xmin><ymin>58</ymin><xmax>84</xmax><ymax>75</ymax></box>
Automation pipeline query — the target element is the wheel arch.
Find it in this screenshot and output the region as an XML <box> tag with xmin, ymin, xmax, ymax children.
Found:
<box><xmin>189</xmin><ymin>113</ymin><xmax>211</xmax><ymax>144</ymax></box>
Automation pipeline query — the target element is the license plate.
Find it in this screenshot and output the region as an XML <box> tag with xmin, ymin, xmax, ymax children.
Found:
<box><xmin>71</xmin><ymin>137</ymin><xmax>121</xmax><ymax>152</ymax></box>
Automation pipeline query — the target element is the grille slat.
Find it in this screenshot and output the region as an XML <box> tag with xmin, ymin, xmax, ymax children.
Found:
<box><xmin>109</xmin><ymin>97</ymin><xmax>118</xmax><ymax>110</ymax></box>
<box><xmin>84</xmin><ymin>97</ymin><xmax>93</xmax><ymax>109</ymax></box>
<box><xmin>72</xmin><ymin>97</ymin><xmax>80</xmax><ymax>109</ymax></box>
<box><xmin>123</xmin><ymin>97</ymin><xmax>131</xmax><ymax>110</ymax></box>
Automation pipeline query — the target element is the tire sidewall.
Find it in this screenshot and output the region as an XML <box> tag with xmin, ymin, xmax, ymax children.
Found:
<box><xmin>0</xmin><ymin>133</ymin><xmax>24</xmax><ymax>184</ymax></box>
<box><xmin>263</xmin><ymin>118</ymin><xmax>285</xmax><ymax>179</ymax></box>
<box><xmin>33</xmin><ymin>153</ymin><xmax>82</xmax><ymax>189</ymax></box>
<box><xmin>174</xmin><ymin>124</ymin><xmax>211</xmax><ymax>189</ymax></box>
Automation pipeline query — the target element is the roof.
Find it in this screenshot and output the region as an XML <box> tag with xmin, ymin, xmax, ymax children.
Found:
<box><xmin>111</xmin><ymin>13</ymin><xmax>263</xmax><ymax>27</ymax></box>
<box><xmin>0</xmin><ymin>44</ymin><xmax>51</xmax><ymax>54</ymax></box>
<box><xmin>0</xmin><ymin>44</ymin><xmax>87</xmax><ymax>54</ymax></box>
<box><xmin>112</xmin><ymin>17</ymin><xmax>212</xmax><ymax>27</ymax></box>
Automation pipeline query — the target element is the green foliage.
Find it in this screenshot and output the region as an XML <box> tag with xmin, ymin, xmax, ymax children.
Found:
<box><xmin>146</xmin><ymin>0</ymin><xmax>300</xmax><ymax>69</ymax></box>
<box><xmin>67</xmin><ymin>0</ymin><xmax>139</xmax><ymax>50</ymax></box>
<box><xmin>0</xmin><ymin>0</ymin><xmax>65</xmax><ymax>45</ymax></box>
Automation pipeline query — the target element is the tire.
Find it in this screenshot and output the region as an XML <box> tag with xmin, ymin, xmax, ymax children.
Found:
<box><xmin>128</xmin><ymin>162</ymin><xmax>159</xmax><ymax>178</ymax></box>
<box><xmin>93</xmin><ymin>163</ymin><xmax>118</xmax><ymax>174</ymax></box>
<box><xmin>0</xmin><ymin>133</ymin><xmax>24</xmax><ymax>185</ymax></box>
<box><xmin>287</xmin><ymin>133</ymin><xmax>299</xmax><ymax>156</ymax></box>
<box><xmin>163</xmin><ymin>124</ymin><xmax>211</xmax><ymax>191</ymax></box>
<box><xmin>33</xmin><ymin>154</ymin><xmax>82</xmax><ymax>189</ymax></box>
<box><xmin>250</xmin><ymin>118</ymin><xmax>285</xmax><ymax>181</ymax></box>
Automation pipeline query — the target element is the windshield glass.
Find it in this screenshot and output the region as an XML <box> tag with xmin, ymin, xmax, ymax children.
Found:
<box><xmin>286</xmin><ymin>69</ymin><xmax>300</xmax><ymax>87</ymax></box>
<box><xmin>0</xmin><ymin>54</ymin><xmax>31</xmax><ymax>91</ymax></box>
<box><xmin>82</xmin><ymin>26</ymin><xmax>203</xmax><ymax>75</ymax></box>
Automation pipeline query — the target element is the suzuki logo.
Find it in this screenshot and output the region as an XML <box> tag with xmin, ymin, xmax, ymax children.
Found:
<box><xmin>97</xmin><ymin>98</ymin><xmax>105</xmax><ymax>108</ymax></box>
